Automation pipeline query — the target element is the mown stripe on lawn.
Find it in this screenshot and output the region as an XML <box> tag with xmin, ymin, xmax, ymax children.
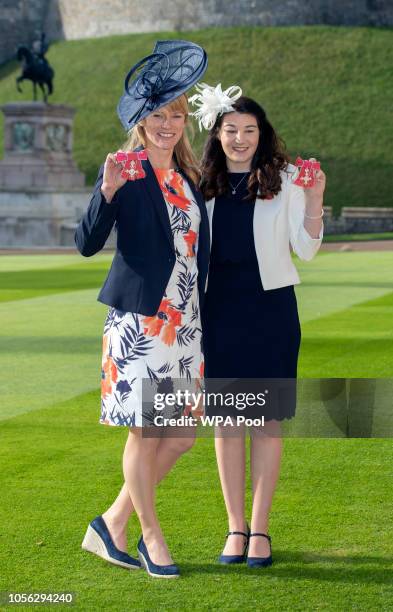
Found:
<box><xmin>299</xmin><ymin>291</ymin><xmax>393</xmax><ymax>377</ymax></box>
<box><xmin>0</xmin><ymin>259</ymin><xmax>113</xmax><ymax>303</ymax></box>
<box><xmin>0</xmin><ymin>288</ymin><xmax>106</xmax><ymax>421</ymax></box>
<box><xmin>295</xmin><ymin>251</ymin><xmax>393</xmax><ymax>323</ymax></box>
<box><xmin>0</xmin><ymin>253</ymin><xmax>113</xmax><ymax>272</ymax></box>
<box><xmin>2</xmin><ymin>252</ymin><xmax>393</xmax><ymax>312</ymax></box>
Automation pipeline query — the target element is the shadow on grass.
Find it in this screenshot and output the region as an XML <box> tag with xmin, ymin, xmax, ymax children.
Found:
<box><xmin>180</xmin><ymin>551</ymin><xmax>393</xmax><ymax>583</ymax></box>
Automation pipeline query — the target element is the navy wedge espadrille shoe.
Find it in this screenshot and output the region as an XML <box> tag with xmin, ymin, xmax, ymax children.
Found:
<box><xmin>137</xmin><ymin>536</ymin><xmax>180</xmax><ymax>578</ymax></box>
<box><xmin>82</xmin><ymin>516</ymin><xmax>141</xmax><ymax>570</ymax></box>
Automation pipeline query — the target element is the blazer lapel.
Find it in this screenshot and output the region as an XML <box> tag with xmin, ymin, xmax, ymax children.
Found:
<box><xmin>205</xmin><ymin>198</ymin><xmax>215</xmax><ymax>252</ymax></box>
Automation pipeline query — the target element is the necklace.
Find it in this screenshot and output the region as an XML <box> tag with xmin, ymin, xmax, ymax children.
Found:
<box><xmin>228</xmin><ymin>173</ymin><xmax>249</xmax><ymax>195</ymax></box>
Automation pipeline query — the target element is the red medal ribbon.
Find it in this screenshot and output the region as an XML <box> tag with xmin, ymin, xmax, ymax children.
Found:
<box><xmin>293</xmin><ymin>157</ymin><xmax>320</xmax><ymax>188</ymax></box>
<box><xmin>115</xmin><ymin>149</ymin><xmax>148</xmax><ymax>180</ymax></box>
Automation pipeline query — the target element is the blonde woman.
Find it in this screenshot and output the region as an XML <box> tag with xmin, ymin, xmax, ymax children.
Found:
<box><xmin>75</xmin><ymin>41</ymin><xmax>209</xmax><ymax>578</ymax></box>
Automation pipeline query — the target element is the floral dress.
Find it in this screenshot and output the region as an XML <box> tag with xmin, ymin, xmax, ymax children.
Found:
<box><xmin>100</xmin><ymin>168</ymin><xmax>204</xmax><ymax>427</ymax></box>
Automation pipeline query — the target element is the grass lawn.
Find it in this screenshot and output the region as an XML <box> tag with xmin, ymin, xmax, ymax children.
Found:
<box><xmin>0</xmin><ymin>250</ymin><xmax>393</xmax><ymax>610</ymax></box>
<box><xmin>1</xmin><ymin>26</ymin><xmax>393</xmax><ymax>213</ymax></box>
<box><xmin>324</xmin><ymin>232</ymin><xmax>393</xmax><ymax>242</ymax></box>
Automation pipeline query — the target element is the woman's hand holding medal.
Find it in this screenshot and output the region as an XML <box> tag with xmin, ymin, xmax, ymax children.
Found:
<box><xmin>304</xmin><ymin>158</ymin><xmax>326</xmax><ymax>204</ymax></box>
<box><xmin>100</xmin><ymin>152</ymin><xmax>128</xmax><ymax>203</ymax></box>
<box><xmin>299</xmin><ymin>157</ymin><xmax>326</xmax><ymax>237</ymax></box>
<box><xmin>293</xmin><ymin>157</ymin><xmax>326</xmax><ymax>223</ymax></box>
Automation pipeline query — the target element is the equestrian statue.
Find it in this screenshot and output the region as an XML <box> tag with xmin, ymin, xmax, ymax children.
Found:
<box><xmin>16</xmin><ymin>33</ymin><xmax>55</xmax><ymax>103</ymax></box>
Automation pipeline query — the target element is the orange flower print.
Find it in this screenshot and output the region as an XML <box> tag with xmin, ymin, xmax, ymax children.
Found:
<box><xmin>161</xmin><ymin>306</ymin><xmax>182</xmax><ymax>346</ymax></box>
<box><xmin>154</xmin><ymin>169</ymin><xmax>190</xmax><ymax>210</ymax></box>
<box><xmin>143</xmin><ymin>298</ymin><xmax>171</xmax><ymax>337</ymax></box>
<box><xmin>101</xmin><ymin>354</ymin><xmax>118</xmax><ymax>398</ymax></box>
<box><xmin>161</xmin><ymin>322</ymin><xmax>177</xmax><ymax>346</ymax></box>
<box><xmin>143</xmin><ymin>298</ymin><xmax>182</xmax><ymax>346</ymax></box>
<box><xmin>183</xmin><ymin>229</ymin><xmax>197</xmax><ymax>257</ymax></box>
<box><xmin>142</xmin><ymin>316</ymin><xmax>165</xmax><ymax>337</ymax></box>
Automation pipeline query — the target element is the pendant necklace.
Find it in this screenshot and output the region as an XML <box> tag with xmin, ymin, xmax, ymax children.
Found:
<box><xmin>229</xmin><ymin>173</ymin><xmax>249</xmax><ymax>195</ymax></box>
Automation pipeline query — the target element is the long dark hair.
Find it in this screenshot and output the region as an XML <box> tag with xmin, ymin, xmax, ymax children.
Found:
<box><xmin>200</xmin><ymin>96</ymin><xmax>290</xmax><ymax>200</ymax></box>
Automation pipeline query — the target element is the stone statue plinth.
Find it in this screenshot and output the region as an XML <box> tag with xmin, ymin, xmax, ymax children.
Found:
<box><xmin>0</xmin><ymin>102</ymin><xmax>85</xmax><ymax>189</ymax></box>
<box><xmin>0</xmin><ymin>102</ymin><xmax>98</xmax><ymax>247</ymax></box>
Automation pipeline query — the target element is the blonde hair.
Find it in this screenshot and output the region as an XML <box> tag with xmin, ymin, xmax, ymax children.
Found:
<box><xmin>121</xmin><ymin>94</ymin><xmax>200</xmax><ymax>185</ymax></box>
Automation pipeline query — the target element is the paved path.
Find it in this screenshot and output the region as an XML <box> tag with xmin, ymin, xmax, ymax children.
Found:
<box><xmin>320</xmin><ymin>240</ymin><xmax>393</xmax><ymax>252</ymax></box>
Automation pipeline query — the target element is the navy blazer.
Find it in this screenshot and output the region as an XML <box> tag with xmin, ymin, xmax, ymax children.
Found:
<box><xmin>75</xmin><ymin>153</ymin><xmax>210</xmax><ymax>316</ymax></box>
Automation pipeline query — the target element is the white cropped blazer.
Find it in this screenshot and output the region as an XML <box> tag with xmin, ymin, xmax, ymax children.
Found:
<box><xmin>205</xmin><ymin>163</ymin><xmax>324</xmax><ymax>291</ymax></box>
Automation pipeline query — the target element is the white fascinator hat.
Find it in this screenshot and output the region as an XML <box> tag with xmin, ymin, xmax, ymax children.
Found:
<box><xmin>188</xmin><ymin>82</ymin><xmax>243</xmax><ymax>131</ymax></box>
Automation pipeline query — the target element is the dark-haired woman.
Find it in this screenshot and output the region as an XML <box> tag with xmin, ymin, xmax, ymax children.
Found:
<box><xmin>190</xmin><ymin>87</ymin><xmax>326</xmax><ymax>567</ymax></box>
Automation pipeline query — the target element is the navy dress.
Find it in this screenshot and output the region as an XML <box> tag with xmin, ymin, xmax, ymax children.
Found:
<box><xmin>201</xmin><ymin>173</ymin><xmax>301</xmax><ymax>421</ymax></box>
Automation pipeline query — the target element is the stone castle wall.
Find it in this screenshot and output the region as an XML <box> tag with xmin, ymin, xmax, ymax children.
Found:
<box><xmin>0</xmin><ymin>0</ymin><xmax>63</xmax><ymax>66</ymax></box>
<box><xmin>1</xmin><ymin>0</ymin><xmax>392</xmax><ymax>65</ymax></box>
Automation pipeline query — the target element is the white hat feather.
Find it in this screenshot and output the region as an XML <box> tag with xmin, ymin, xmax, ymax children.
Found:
<box><xmin>188</xmin><ymin>82</ymin><xmax>242</xmax><ymax>131</ymax></box>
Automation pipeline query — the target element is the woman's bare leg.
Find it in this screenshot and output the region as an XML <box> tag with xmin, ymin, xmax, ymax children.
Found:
<box><xmin>102</xmin><ymin>428</ymin><xmax>195</xmax><ymax>553</ymax></box>
<box><xmin>121</xmin><ymin>428</ymin><xmax>173</xmax><ymax>564</ymax></box>
<box><xmin>248</xmin><ymin>420</ymin><xmax>282</xmax><ymax>557</ymax></box>
<box><xmin>215</xmin><ymin>424</ymin><xmax>247</xmax><ymax>556</ymax></box>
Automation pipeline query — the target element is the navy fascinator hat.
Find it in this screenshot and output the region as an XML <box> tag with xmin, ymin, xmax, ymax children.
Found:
<box><xmin>117</xmin><ymin>39</ymin><xmax>208</xmax><ymax>131</ymax></box>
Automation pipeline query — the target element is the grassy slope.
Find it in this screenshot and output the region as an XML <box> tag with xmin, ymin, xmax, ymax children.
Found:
<box><xmin>0</xmin><ymin>26</ymin><xmax>392</xmax><ymax>212</ymax></box>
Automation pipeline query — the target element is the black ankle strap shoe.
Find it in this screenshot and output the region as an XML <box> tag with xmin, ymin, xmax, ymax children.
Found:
<box><xmin>218</xmin><ymin>524</ymin><xmax>250</xmax><ymax>564</ymax></box>
<box><xmin>247</xmin><ymin>532</ymin><xmax>273</xmax><ymax>568</ymax></box>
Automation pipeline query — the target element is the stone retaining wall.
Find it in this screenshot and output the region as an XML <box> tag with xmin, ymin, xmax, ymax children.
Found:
<box><xmin>323</xmin><ymin>207</ymin><xmax>393</xmax><ymax>234</ymax></box>
<box><xmin>0</xmin><ymin>201</ymin><xmax>392</xmax><ymax>248</ymax></box>
<box><xmin>2</xmin><ymin>0</ymin><xmax>393</xmax><ymax>65</ymax></box>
